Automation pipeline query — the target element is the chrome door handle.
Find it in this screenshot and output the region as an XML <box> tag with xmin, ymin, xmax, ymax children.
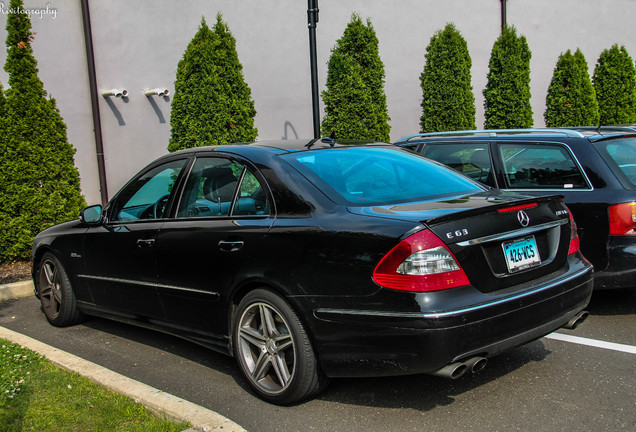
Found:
<box><xmin>136</xmin><ymin>238</ymin><xmax>156</xmax><ymax>248</ymax></box>
<box><xmin>218</xmin><ymin>240</ymin><xmax>244</xmax><ymax>252</ymax></box>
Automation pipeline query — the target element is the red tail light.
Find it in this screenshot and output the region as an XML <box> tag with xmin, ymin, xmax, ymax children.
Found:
<box><xmin>567</xmin><ymin>208</ymin><xmax>580</xmax><ymax>255</ymax></box>
<box><xmin>609</xmin><ymin>202</ymin><xmax>636</xmax><ymax>235</ymax></box>
<box><xmin>373</xmin><ymin>229</ymin><xmax>470</xmax><ymax>292</ymax></box>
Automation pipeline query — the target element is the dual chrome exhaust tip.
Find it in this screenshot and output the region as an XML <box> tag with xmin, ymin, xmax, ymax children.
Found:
<box><xmin>562</xmin><ymin>310</ymin><xmax>589</xmax><ymax>330</ymax></box>
<box><xmin>431</xmin><ymin>356</ymin><xmax>488</xmax><ymax>380</ymax></box>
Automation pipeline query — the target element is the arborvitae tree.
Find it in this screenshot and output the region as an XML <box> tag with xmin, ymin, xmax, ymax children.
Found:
<box><xmin>168</xmin><ymin>14</ymin><xmax>257</xmax><ymax>152</ymax></box>
<box><xmin>483</xmin><ymin>25</ymin><xmax>533</xmax><ymax>129</ymax></box>
<box><xmin>420</xmin><ymin>23</ymin><xmax>475</xmax><ymax>133</ymax></box>
<box><xmin>544</xmin><ymin>49</ymin><xmax>599</xmax><ymax>127</ymax></box>
<box><xmin>0</xmin><ymin>81</ymin><xmax>5</xmax><ymax>115</ymax></box>
<box><xmin>0</xmin><ymin>81</ymin><xmax>5</xmax><ymax>196</ymax></box>
<box><xmin>0</xmin><ymin>0</ymin><xmax>85</xmax><ymax>263</ymax></box>
<box><xmin>321</xmin><ymin>14</ymin><xmax>391</xmax><ymax>141</ymax></box>
<box><xmin>593</xmin><ymin>44</ymin><xmax>636</xmax><ymax>125</ymax></box>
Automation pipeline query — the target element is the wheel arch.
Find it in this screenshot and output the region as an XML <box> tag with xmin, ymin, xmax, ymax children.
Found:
<box><xmin>226</xmin><ymin>278</ymin><xmax>318</xmax><ymax>357</ymax></box>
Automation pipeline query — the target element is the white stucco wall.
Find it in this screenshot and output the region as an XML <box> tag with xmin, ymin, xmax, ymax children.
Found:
<box><xmin>1</xmin><ymin>1</ymin><xmax>635</xmax><ymax>203</ymax></box>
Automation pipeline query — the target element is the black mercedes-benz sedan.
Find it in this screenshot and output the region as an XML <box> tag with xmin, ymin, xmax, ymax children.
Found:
<box><xmin>32</xmin><ymin>139</ymin><xmax>593</xmax><ymax>404</ymax></box>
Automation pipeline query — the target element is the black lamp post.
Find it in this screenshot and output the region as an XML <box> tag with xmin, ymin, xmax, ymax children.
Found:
<box><xmin>307</xmin><ymin>0</ymin><xmax>320</xmax><ymax>138</ymax></box>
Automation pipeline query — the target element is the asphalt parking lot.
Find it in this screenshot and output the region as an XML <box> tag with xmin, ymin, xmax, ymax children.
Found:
<box><xmin>1</xmin><ymin>289</ymin><xmax>634</xmax><ymax>432</ymax></box>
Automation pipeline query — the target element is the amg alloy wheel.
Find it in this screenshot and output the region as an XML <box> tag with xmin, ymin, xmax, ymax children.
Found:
<box><xmin>37</xmin><ymin>252</ymin><xmax>82</xmax><ymax>327</ymax></box>
<box><xmin>233</xmin><ymin>289</ymin><xmax>327</xmax><ymax>404</ymax></box>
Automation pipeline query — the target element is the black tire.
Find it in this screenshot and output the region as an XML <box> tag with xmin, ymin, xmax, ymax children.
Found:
<box><xmin>36</xmin><ymin>252</ymin><xmax>83</xmax><ymax>327</ymax></box>
<box><xmin>232</xmin><ymin>289</ymin><xmax>329</xmax><ymax>405</ymax></box>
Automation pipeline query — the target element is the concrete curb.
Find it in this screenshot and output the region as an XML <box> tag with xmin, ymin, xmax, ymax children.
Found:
<box><xmin>0</xmin><ymin>280</ymin><xmax>34</xmax><ymax>301</ymax></box>
<box><xmin>0</xmin><ymin>325</ymin><xmax>247</xmax><ymax>432</ymax></box>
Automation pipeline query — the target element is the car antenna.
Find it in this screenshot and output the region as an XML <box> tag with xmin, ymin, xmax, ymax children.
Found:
<box><xmin>596</xmin><ymin>120</ymin><xmax>603</xmax><ymax>134</ymax></box>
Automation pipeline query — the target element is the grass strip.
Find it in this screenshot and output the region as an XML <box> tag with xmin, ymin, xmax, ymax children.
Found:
<box><xmin>0</xmin><ymin>338</ymin><xmax>191</xmax><ymax>432</ymax></box>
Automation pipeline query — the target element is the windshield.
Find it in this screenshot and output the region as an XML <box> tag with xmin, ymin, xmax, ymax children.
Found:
<box><xmin>595</xmin><ymin>137</ymin><xmax>636</xmax><ymax>190</ymax></box>
<box><xmin>282</xmin><ymin>146</ymin><xmax>485</xmax><ymax>205</ymax></box>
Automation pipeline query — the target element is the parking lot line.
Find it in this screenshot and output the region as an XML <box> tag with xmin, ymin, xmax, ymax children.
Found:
<box><xmin>546</xmin><ymin>332</ymin><xmax>636</xmax><ymax>355</ymax></box>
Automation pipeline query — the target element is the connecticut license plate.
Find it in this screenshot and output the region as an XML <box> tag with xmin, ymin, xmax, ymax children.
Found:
<box><xmin>502</xmin><ymin>236</ymin><xmax>541</xmax><ymax>273</ymax></box>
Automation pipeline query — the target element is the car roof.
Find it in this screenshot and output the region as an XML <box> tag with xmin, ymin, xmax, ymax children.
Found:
<box><xmin>168</xmin><ymin>139</ymin><xmax>392</xmax><ymax>157</ymax></box>
<box><xmin>395</xmin><ymin>127</ymin><xmax>636</xmax><ymax>144</ymax></box>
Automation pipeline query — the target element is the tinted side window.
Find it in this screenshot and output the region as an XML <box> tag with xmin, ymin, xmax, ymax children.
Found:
<box><xmin>177</xmin><ymin>157</ymin><xmax>270</xmax><ymax>218</ymax></box>
<box><xmin>110</xmin><ymin>159</ymin><xmax>186</xmax><ymax>222</ymax></box>
<box><xmin>595</xmin><ymin>138</ymin><xmax>636</xmax><ymax>190</ymax></box>
<box><xmin>499</xmin><ymin>143</ymin><xmax>588</xmax><ymax>189</ymax></box>
<box><xmin>234</xmin><ymin>169</ymin><xmax>270</xmax><ymax>216</ymax></box>
<box><xmin>421</xmin><ymin>143</ymin><xmax>494</xmax><ymax>186</ymax></box>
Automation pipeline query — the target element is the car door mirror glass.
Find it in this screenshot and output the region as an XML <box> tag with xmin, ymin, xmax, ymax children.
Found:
<box><xmin>81</xmin><ymin>205</ymin><xmax>103</xmax><ymax>224</ymax></box>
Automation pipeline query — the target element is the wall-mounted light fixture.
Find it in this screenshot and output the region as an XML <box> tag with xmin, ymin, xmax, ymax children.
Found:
<box><xmin>144</xmin><ymin>88</ymin><xmax>170</xmax><ymax>97</ymax></box>
<box><xmin>101</xmin><ymin>89</ymin><xmax>128</xmax><ymax>98</ymax></box>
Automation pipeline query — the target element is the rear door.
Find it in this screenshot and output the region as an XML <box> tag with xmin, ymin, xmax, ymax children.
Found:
<box><xmin>155</xmin><ymin>155</ymin><xmax>274</xmax><ymax>335</ymax></box>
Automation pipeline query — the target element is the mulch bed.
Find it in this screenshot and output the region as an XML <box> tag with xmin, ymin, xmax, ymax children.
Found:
<box><xmin>0</xmin><ymin>261</ymin><xmax>32</xmax><ymax>285</ymax></box>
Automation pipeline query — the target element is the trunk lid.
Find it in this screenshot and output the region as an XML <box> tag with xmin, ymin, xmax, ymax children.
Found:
<box><xmin>351</xmin><ymin>192</ymin><xmax>573</xmax><ymax>293</ymax></box>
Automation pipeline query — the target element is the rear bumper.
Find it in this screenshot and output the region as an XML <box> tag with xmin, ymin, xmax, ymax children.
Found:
<box><xmin>311</xmin><ymin>258</ymin><xmax>593</xmax><ymax>378</ymax></box>
<box><xmin>593</xmin><ymin>236</ymin><xmax>636</xmax><ymax>289</ymax></box>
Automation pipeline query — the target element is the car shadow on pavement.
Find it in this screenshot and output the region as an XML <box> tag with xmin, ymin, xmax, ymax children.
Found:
<box><xmin>77</xmin><ymin>312</ymin><xmax>553</xmax><ymax>412</ymax></box>
<box><xmin>77</xmin><ymin>309</ymin><xmax>556</xmax><ymax>411</ymax></box>
<box><xmin>80</xmin><ymin>316</ymin><xmax>241</xmax><ymax>375</ymax></box>
<box><xmin>316</xmin><ymin>340</ymin><xmax>551</xmax><ymax>411</ymax></box>
<box><xmin>0</xmin><ymin>297</ymin><xmax>572</xmax><ymax>414</ymax></box>
<box><xmin>586</xmin><ymin>289</ymin><xmax>636</xmax><ymax>316</ymax></box>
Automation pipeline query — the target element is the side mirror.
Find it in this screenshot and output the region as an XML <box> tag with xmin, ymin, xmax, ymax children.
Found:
<box><xmin>80</xmin><ymin>205</ymin><xmax>103</xmax><ymax>224</ymax></box>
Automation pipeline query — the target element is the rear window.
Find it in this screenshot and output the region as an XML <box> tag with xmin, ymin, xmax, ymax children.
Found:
<box><xmin>594</xmin><ymin>137</ymin><xmax>636</xmax><ymax>190</ymax></box>
<box><xmin>282</xmin><ymin>147</ymin><xmax>484</xmax><ymax>205</ymax></box>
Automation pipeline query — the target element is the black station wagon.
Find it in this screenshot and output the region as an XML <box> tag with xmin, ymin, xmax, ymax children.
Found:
<box><xmin>396</xmin><ymin>128</ymin><xmax>636</xmax><ymax>290</ymax></box>
<box><xmin>32</xmin><ymin>140</ymin><xmax>593</xmax><ymax>404</ymax></box>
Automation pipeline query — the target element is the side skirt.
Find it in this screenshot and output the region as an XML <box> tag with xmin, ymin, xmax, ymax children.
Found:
<box><xmin>77</xmin><ymin>301</ymin><xmax>232</xmax><ymax>356</ymax></box>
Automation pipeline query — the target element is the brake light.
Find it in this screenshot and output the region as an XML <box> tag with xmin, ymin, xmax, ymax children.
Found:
<box><xmin>496</xmin><ymin>202</ymin><xmax>538</xmax><ymax>213</ymax></box>
<box><xmin>609</xmin><ymin>202</ymin><xmax>636</xmax><ymax>235</ymax></box>
<box><xmin>567</xmin><ymin>209</ymin><xmax>580</xmax><ymax>255</ymax></box>
<box><xmin>373</xmin><ymin>229</ymin><xmax>470</xmax><ymax>292</ymax></box>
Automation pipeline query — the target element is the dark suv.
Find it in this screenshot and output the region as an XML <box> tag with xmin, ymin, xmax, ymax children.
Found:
<box><xmin>395</xmin><ymin>128</ymin><xmax>636</xmax><ymax>289</ymax></box>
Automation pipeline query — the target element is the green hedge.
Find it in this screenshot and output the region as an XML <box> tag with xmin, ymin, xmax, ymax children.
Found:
<box><xmin>545</xmin><ymin>49</ymin><xmax>599</xmax><ymax>127</ymax></box>
<box><xmin>593</xmin><ymin>44</ymin><xmax>636</xmax><ymax>125</ymax></box>
<box><xmin>321</xmin><ymin>14</ymin><xmax>390</xmax><ymax>141</ymax></box>
<box><xmin>168</xmin><ymin>14</ymin><xmax>257</xmax><ymax>152</ymax></box>
<box><xmin>420</xmin><ymin>23</ymin><xmax>475</xmax><ymax>133</ymax></box>
<box><xmin>483</xmin><ymin>25</ymin><xmax>533</xmax><ymax>129</ymax></box>
<box><xmin>0</xmin><ymin>0</ymin><xmax>85</xmax><ymax>263</ymax></box>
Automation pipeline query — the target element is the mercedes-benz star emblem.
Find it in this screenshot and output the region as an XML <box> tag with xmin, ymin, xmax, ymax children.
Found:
<box><xmin>517</xmin><ymin>210</ymin><xmax>530</xmax><ymax>227</ymax></box>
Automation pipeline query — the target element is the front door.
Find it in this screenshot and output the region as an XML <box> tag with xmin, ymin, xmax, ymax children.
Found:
<box><xmin>81</xmin><ymin>158</ymin><xmax>188</xmax><ymax>319</ymax></box>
